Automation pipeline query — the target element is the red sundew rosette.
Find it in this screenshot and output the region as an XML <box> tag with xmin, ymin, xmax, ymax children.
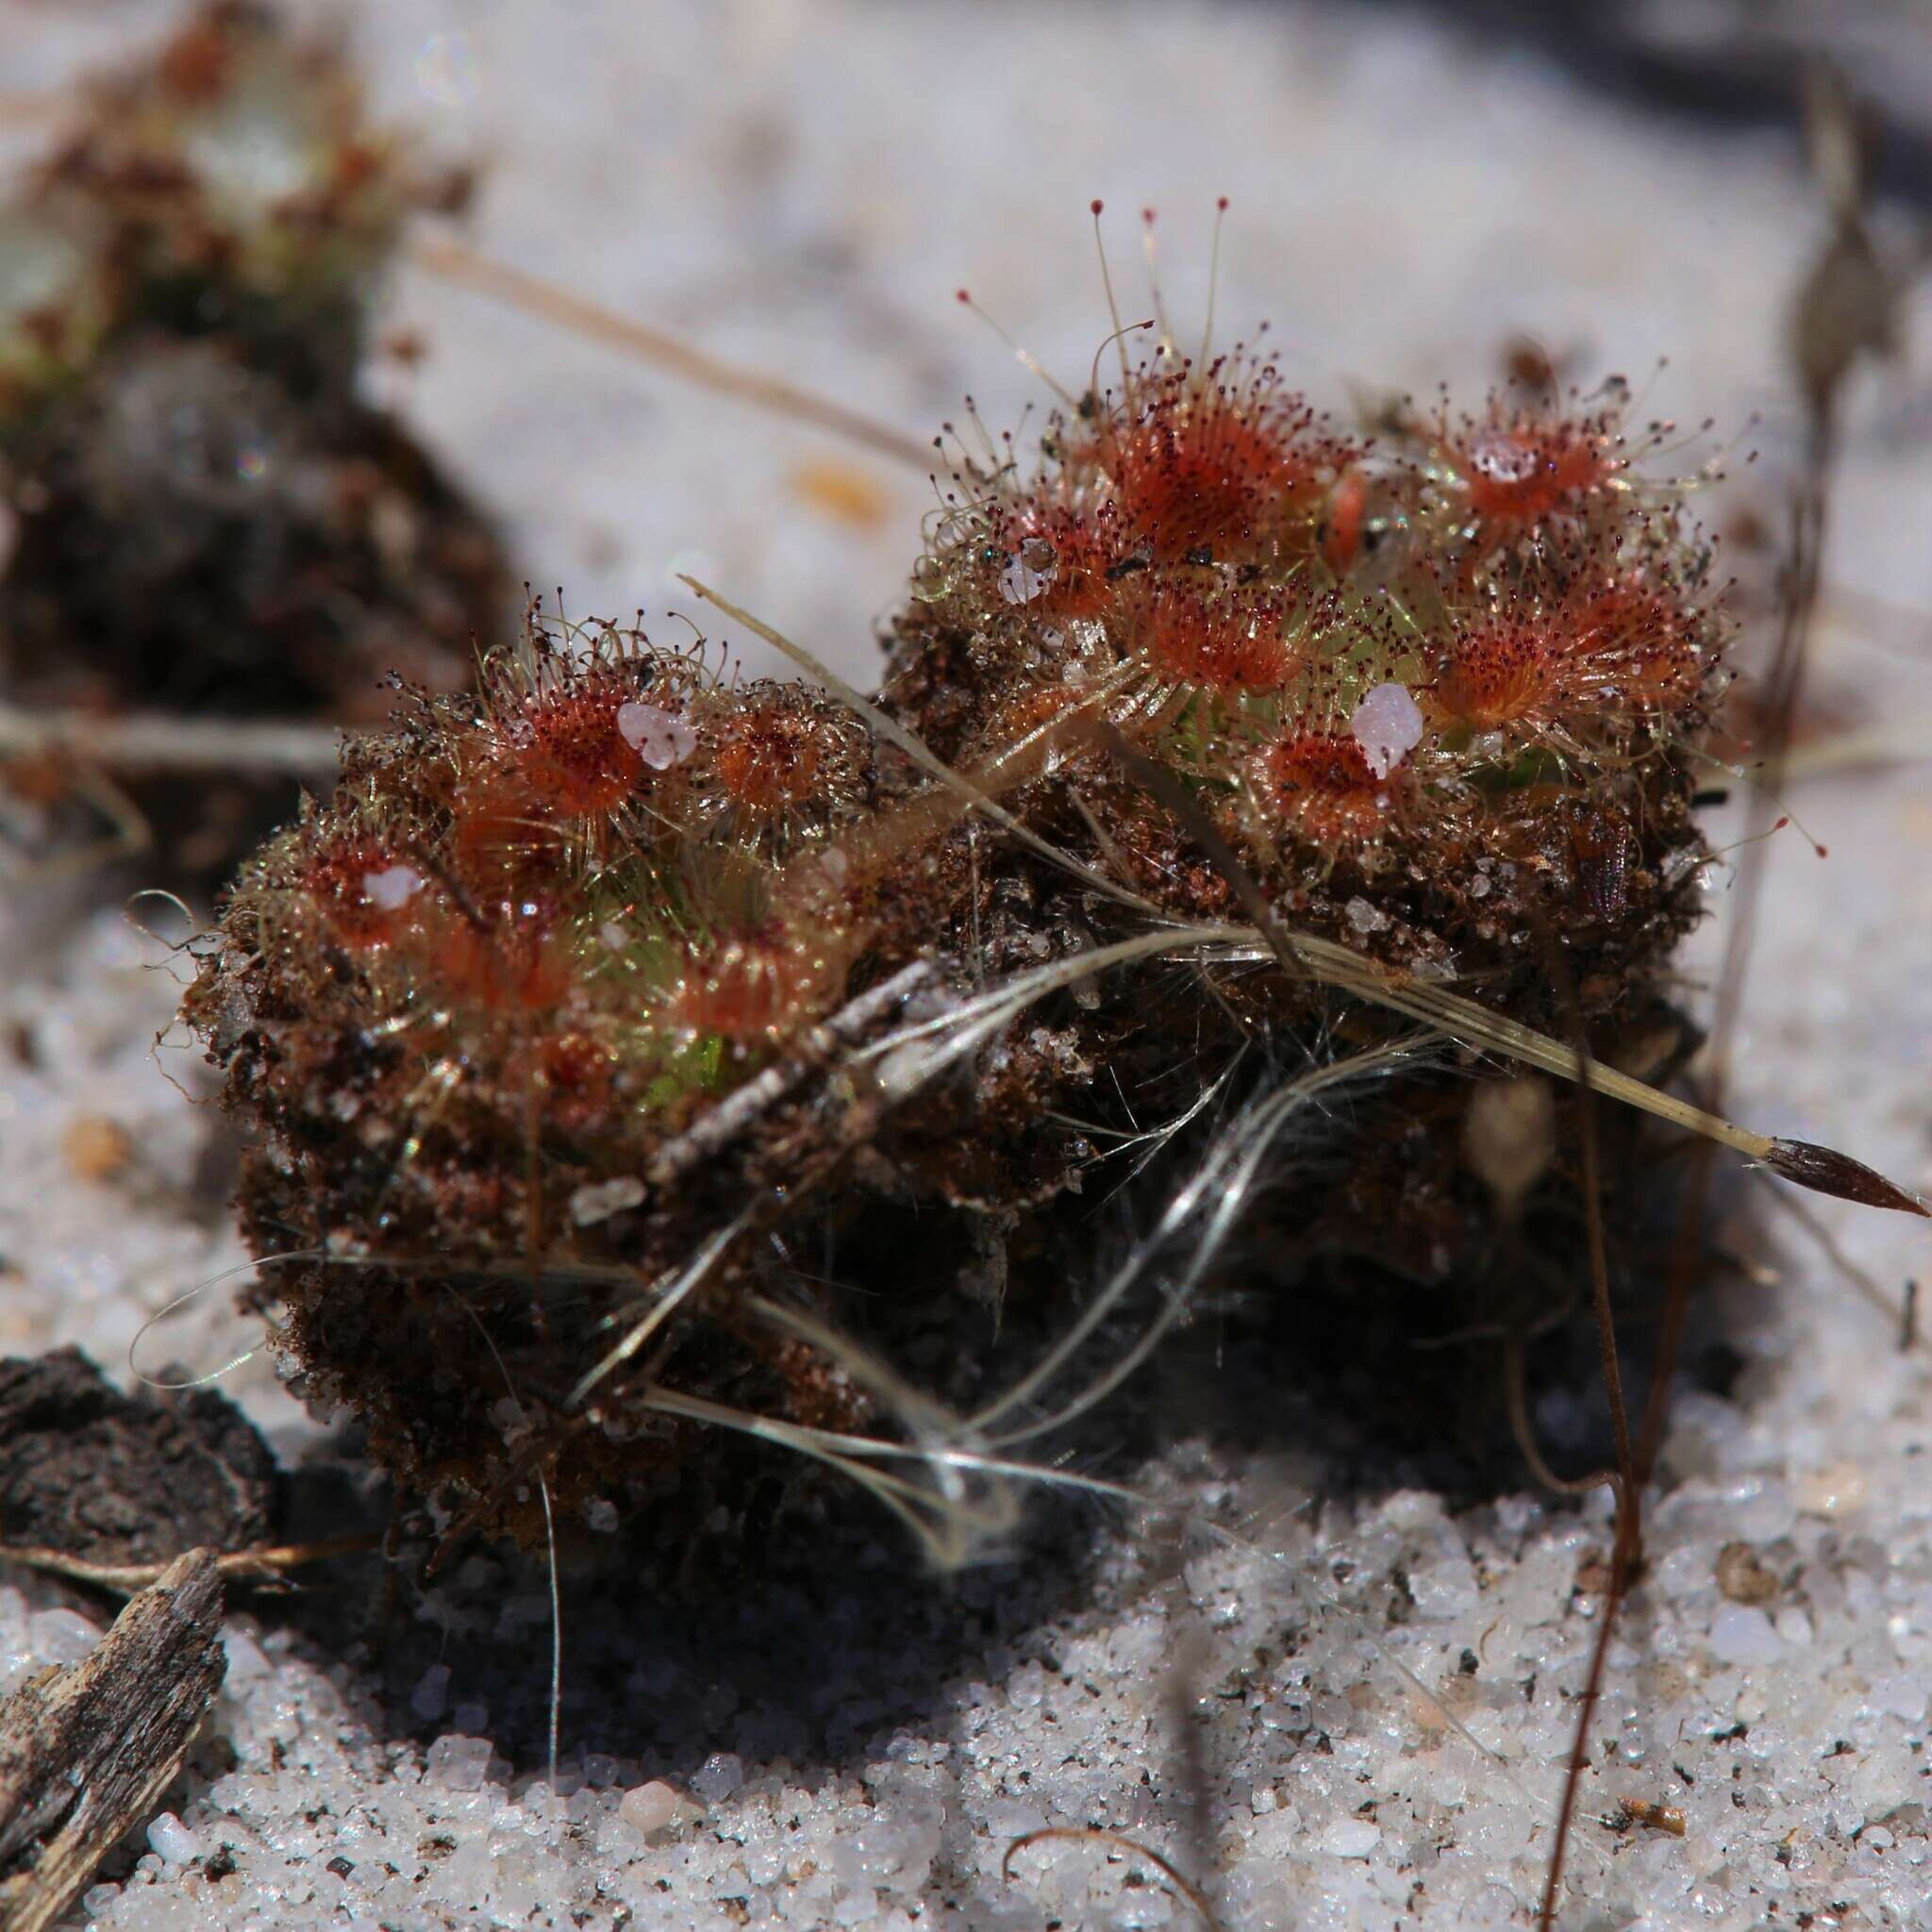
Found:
<box><xmin>437</xmin><ymin>634</ymin><xmax>703</xmax><ymax>878</ymax></box>
<box><xmin>973</xmin><ymin>497</ymin><xmax>1130</xmax><ymax>624</ymax></box>
<box><xmin>298</xmin><ymin>829</ymin><xmax>427</xmax><ymax>952</ymax></box>
<box><xmin>1121</xmin><ymin>578</ymin><xmax>1302</xmax><ymax>695</ymax></box>
<box><xmin>292</xmin><ymin>822</ymin><xmax>580</xmax><ymax>1024</ymax></box>
<box><xmin>1244</xmin><ymin>726</ymin><xmax>1407</xmax><ymax>851</ymax></box>
<box><xmin>669</xmin><ymin>683</ymin><xmax>874</xmax><ymax>859</ymax></box>
<box><xmin>1070</xmin><ymin>353</ymin><xmax>1352</xmax><ymax>568</ymax></box>
<box><xmin>666</xmin><ymin>925</ymin><xmax>849</xmax><ymax>1055</ymax></box>
<box><xmin>936</xmin><ymin>352</ymin><xmax>1358</xmax><ymax>655</ymax></box>
<box><xmin>1433</xmin><ymin>396</ymin><xmax>1625</xmax><ymax>538</ymax></box>
<box><xmin>1419</xmin><ymin>556</ymin><xmax>1713</xmax><ymax>758</ymax></box>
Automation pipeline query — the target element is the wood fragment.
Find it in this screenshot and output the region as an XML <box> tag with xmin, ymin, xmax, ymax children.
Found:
<box><xmin>0</xmin><ymin>1550</ymin><xmax>225</xmax><ymax>1932</ymax></box>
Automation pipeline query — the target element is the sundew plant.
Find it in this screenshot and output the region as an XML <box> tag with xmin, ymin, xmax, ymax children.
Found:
<box><xmin>185</xmin><ymin>214</ymin><xmax>1924</xmax><ymax>1584</ymax></box>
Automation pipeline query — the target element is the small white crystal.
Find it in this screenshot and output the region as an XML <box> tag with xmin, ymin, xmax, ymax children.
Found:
<box><xmin>617</xmin><ymin>701</ymin><xmax>698</xmax><ymax>770</ymax></box>
<box><xmin>1710</xmin><ymin>1603</ymin><xmax>1782</xmax><ymax>1667</ymax></box>
<box><xmin>1257</xmin><ymin>1693</ymin><xmax>1312</xmax><ymax>1734</ymax></box>
<box><xmin>1796</xmin><ymin>1460</ymin><xmax>1867</xmax><ymax>1516</ymax></box>
<box><xmin>691</xmin><ymin>1750</ymin><xmax>744</xmax><ymax>1802</ymax></box>
<box><xmin>619</xmin><ymin>1779</ymin><xmax>681</xmax><ymax>1836</ymax></box>
<box><xmin>1006</xmin><ymin>1661</ymin><xmax>1050</xmax><ymax>1707</ymax></box>
<box><xmin>28</xmin><ymin>1607</ymin><xmax>100</xmax><ymax>1664</ymax></box>
<box><xmin>834</xmin><ymin>1886</ymin><xmax>880</xmax><ymax>1925</ymax></box>
<box><xmin>997</xmin><ymin>537</ymin><xmax>1058</xmax><ymax>607</ymax></box>
<box><xmin>220</xmin><ymin>1624</ymin><xmax>271</xmax><ymax>1682</ymax></box>
<box><xmin>1349</xmin><ymin>681</ymin><xmax>1426</xmax><ymax>779</ymax></box>
<box><xmin>1408</xmin><ymin>1552</ymin><xmax>1481</xmax><ymax>1620</ymax></box>
<box><xmin>583</xmin><ymin>1496</ymin><xmax>620</xmax><ymax>1534</ymax></box>
<box><xmin>359</xmin><ymin>863</ymin><xmax>425</xmax><ymax>911</ymax></box>
<box><xmin>425</xmin><ymin>1733</ymin><xmax>493</xmax><ymax>1790</ymax></box>
<box><xmin>1467</xmin><ymin>430</ymin><xmax>1540</xmax><ymax>485</ymax></box>
<box><xmin>1774</xmin><ymin>1607</ymin><xmax>1814</xmax><ymax>1649</ymax></box>
<box><xmin>570</xmin><ymin>1175</ymin><xmax>646</xmax><ymax>1226</ymax></box>
<box><xmin>145</xmin><ymin>1811</ymin><xmax>201</xmax><ymax>1865</ymax></box>
<box><xmin>1321</xmin><ymin>1817</ymin><xmax>1381</xmax><ymax>1857</ymax></box>
<box><xmin>982</xmin><ymin>1799</ymin><xmax>1047</xmax><ymax>1839</ymax></box>
<box><xmin>410</xmin><ymin>1661</ymin><xmax>451</xmax><ymax>1722</ymax></box>
<box><xmin>1873</xmin><ymin>1673</ymin><xmax>1928</xmax><ymax>1724</ymax></box>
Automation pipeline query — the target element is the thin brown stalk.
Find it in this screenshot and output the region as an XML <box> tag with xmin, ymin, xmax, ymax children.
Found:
<box><xmin>0</xmin><ymin>1535</ymin><xmax>378</xmax><ymax>1596</ymax></box>
<box><xmin>0</xmin><ymin>703</ymin><xmax>342</xmax><ymax>774</ymax></box>
<box><xmin>410</xmin><ymin>233</ymin><xmax>932</xmax><ymax>470</ymax></box>
<box><xmin>1003</xmin><ymin>1827</ymin><xmax>1220</xmax><ymax>1932</ymax></box>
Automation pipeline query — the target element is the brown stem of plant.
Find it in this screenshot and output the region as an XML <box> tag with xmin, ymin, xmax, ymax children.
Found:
<box><xmin>1524</xmin><ymin>943</ymin><xmax>1641</xmax><ymax>1932</ymax></box>
<box><xmin>1638</xmin><ymin>402</ymin><xmax>1836</xmax><ymax>1486</ymax></box>
<box><xmin>410</xmin><ymin>233</ymin><xmax>933</xmax><ymax>471</ymax></box>
<box><xmin>0</xmin><ymin>1534</ymin><xmax>380</xmax><ymax>1596</ymax></box>
<box><xmin>0</xmin><ymin>703</ymin><xmax>342</xmax><ymax>774</ymax></box>
<box><xmin>1002</xmin><ymin>1827</ymin><xmax>1220</xmax><ymax>1931</ymax></box>
<box><xmin>1541</xmin><ymin>367</ymin><xmax>1840</xmax><ymax>1932</ymax></box>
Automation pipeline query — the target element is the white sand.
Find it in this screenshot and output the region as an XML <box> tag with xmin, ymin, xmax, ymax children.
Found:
<box><xmin>3</xmin><ymin>3</ymin><xmax>1929</xmax><ymax>1927</ymax></box>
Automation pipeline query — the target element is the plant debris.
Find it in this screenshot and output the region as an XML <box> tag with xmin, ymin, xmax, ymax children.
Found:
<box><xmin>0</xmin><ymin>1347</ymin><xmax>275</xmax><ymax>1570</ymax></box>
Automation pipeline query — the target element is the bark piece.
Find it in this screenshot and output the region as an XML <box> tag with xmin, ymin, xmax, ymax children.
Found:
<box><xmin>0</xmin><ymin>1549</ymin><xmax>225</xmax><ymax>1932</ymax></box>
